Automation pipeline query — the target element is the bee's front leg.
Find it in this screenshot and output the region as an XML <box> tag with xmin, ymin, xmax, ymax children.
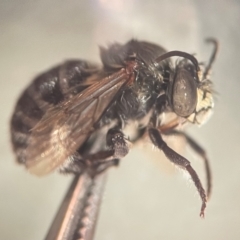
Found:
<box><xmin>148</xmin><ymin>127</ymin><xmax>207</xmax><ymax>217</ymax></box>
<box><xmin>163</xmin><ymin>130</ymin><xmax>212</xmax><ymax>198</ymax></box>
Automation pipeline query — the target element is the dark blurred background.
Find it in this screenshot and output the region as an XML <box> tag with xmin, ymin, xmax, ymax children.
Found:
<box><xmin>1</xmin><ymin>0</ymin><xmax>240</xmax><ymax>239</ymax></box>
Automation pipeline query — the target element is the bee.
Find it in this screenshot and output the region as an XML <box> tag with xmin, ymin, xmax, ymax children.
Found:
<box><xmin>10</xmin><ymin>39</ymin><xmax>218</xmax><ymax>217</ymax></box>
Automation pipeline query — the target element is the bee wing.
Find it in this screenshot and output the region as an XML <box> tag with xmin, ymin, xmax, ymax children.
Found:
<box><xmin>25</xmin><ymin>69</ymin><xmax>130</xmax><ymax>176</ymax></box>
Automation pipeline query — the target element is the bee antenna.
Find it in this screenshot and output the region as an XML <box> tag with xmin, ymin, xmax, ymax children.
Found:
<box><xmin>202</xmin><ymin>38</ymin><xmax>219</xmax><ymax>80</ymax></box>
<box><xmin>154</xmin><ymin>50</ymin><xmax>200</xmax><ymax>81</ymax></box>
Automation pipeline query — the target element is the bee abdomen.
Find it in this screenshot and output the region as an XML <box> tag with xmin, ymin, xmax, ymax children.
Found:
<box><xmin>11</xmin><ymin>90</ymin><xmax>45</xmax><ymax>163</ymax></box>
<box><xmin>11</xmin><ymin>60</ymin><xmax>99</xmax><ymax>164</ymax></box>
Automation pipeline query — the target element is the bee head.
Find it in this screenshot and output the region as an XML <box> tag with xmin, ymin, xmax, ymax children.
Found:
<box><xmin>155</xmin><ymin>39</ymin><xmax>218</xmax><ymax>125</ymax></box>
<box><xmin>169</xmin><ymin>59</ymin><xmax>214</xmax><ymax>125</ymax></box>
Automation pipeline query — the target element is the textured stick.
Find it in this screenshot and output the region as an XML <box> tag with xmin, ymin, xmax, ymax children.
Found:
<box><xmin>44</xmin><ymin>172</ymin><xmax>107</xmax><ymax>240</ymax></box>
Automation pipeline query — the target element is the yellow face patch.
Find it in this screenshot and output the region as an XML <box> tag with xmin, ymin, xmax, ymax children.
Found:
<box><xmin>187</xmin><ymin>89</ymin><xmax>214</xmax><ymax>125</ymax></box>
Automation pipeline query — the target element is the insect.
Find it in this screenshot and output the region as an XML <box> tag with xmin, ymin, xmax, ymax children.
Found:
<box><xmin>10</xmin><ymin>39</ymin><xmax>218</xmax><ymax>217</ymax></box>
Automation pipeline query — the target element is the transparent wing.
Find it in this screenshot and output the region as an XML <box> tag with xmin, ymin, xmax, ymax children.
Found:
<box><xmin>25</xmin><ymin>69</ymin><xmax>130</xmax><ymax>176</ymax></box>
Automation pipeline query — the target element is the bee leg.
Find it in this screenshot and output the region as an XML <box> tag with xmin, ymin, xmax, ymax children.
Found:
<box><xmin>148</xmin><ymin>128</ymin><xmax>207</xmax><ymax>218</ymax></box>
<box><xmin>163</xmin><ymin>130</ymin><xmax>212</xmax><ymax>198</ymax></box>
<box><xmin>84</xmin><ymin>129</ymin><xmax>128</xmax><ymax>175</ymax></box>
<box><xmin>62</xmin><ymin>129</ymin><xmax>128</xmax><ymax>176</ymax></box>
<box><xmin>85</xmin><ymin>129</ymin><xmax>129</xmax><ymax>163</ymax></box>
<box><xmin>59</xmin><ymin>155</ymin><xmax>85</xmax><ymax>175</ymax></box>
<box><xmin>94</xmin><ymin>159</ymin><xmax>120</xmax><ymax>175</ymax></box>
<box><xmin>106</xmin><ymin>128</ymin><xmax>129</xmax><ymax>158</ymax></box>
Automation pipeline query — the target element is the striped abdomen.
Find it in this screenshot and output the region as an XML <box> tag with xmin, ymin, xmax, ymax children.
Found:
<box><xmin>11</xmin><ymin>60</ymin><xmax>99</xmax><ymax>164</ymax></box>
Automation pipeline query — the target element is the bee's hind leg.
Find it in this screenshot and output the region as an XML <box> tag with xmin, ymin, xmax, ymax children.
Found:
<box><xmin>59</xmin><ymin>129</ymin><xmax>128</xmax><ymax>176</ymax></box>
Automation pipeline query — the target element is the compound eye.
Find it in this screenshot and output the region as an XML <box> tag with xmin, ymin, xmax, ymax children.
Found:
<box><xmin>172</xmin><ymin>68</ymin><xmax>198</xmax><ymax>117</ymax></box>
